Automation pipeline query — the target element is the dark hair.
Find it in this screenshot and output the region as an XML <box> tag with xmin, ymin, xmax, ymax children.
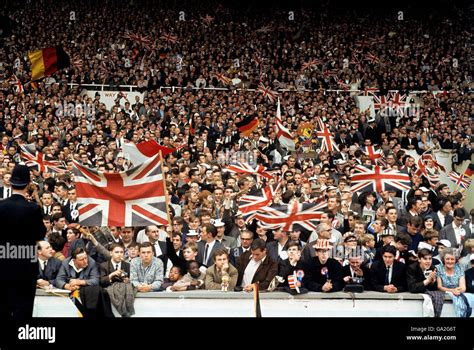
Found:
<box><xmin>203</xmin><ymin>223</ymin><xmax>217</xmax><ymax>238</ymax></box>
<box><xmin>453</xmin><ymin>208</ymin><xmax>465</xmax><ymax>219</ymax></box>
<box><xmin>212</xmin><ymin>248</ymin><xmax>229</xmax><ymax>261</ymax></box>
<box><xmin>251</xmin><ymin>238</ymin><xmax>267</xmax><ymax>251</ymax></box>
<box><xmin>138</xmin><ymin>242</ymin><xmax>153</xmax><ymax>252</ymax></box>
<box><xmin>287</xmin><ymin>241</ymin><xmax>302</xmax><ymax>250</ymax></box>
<box><xmin>51</xmin><ymin>213</ymin><xmax>64</xmax><ymax>223</ymax></box>
<box><xmin>186</xmin><ymin>260</ymin><xmax>199</xmax><ymax>271</ymax></box>
<box><xmin>418</xmin><ymin>249</ymin><xmax>433</xmax><ymax>259</ymax></box>
<box><xmin>381</xmin><ymin>245</ymin><xmax>397</xmax><ymax>257</ymax></box>
<box><xmin>395</xmin><ymin>233</ymin><xmax>412</xmax><ymax>247</ymax></box>
<box><xmin>407</xmin><ymin>215</ymin><xmax>423</xmax><ymax>229</ymax></box>
<box><xmin>49</xmin><ymin>232</ymin><xmax>66</xmax><ymax>252</ymax></box>
<box><xmin>71</xmin><ymin>248</ymin><xmax>87</xmax><ymax>259</ymax></box>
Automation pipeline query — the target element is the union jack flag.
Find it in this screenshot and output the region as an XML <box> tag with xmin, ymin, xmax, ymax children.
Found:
<box><xmin>448</xmin><ymin>171</ymin><xmax>471</xmax><ymax>189</ymax></box>
<box><xmin>364</xmin><ymin>146</ymin><xmax>384</xmax><ymax>163</ymax></box>
<box><xmin>160</xmin><ymin>33</ymin><xmax>178</xmax><ymax>44</ymax></box>
<box><xmin>301</xmin><ymin>59</ymin><xmax>321</xmax><ymax>71</ymax></box>
<box><xmin>364</xmin><ymin>52</ymin><xmax>380</xmax><ymax>64</ymax></box>
<box><xmin>415</xmin><ymin>151</ymin><xmax>445</xmax><ymax>187</ymax></box>
<box><xmin>363</xmin><ymin>87</ymin><xmax>378</xmax><ymax>96</ymax></box>
<box><xmin>73</xmin><ymin>154</ymin><xmax>169</xmax><ymax>227</ymax></box>
<box><xmin>10</xmin><ymin>74</ymin><xmax>24</xmax><ymax>94</ymax></box>
<box><xmin>373</xmin><ymin>92</ymin><xmax>407</xmax><ymax>117</ymax></box>
<box><xmin>322</xmin><ymin>69</ymin><xmax>338</xmax><ymax>78</ymax></box>
<box><xmin>337</xmin><ymin>80</ymin><xmax>350</xmax><ymax>90</ymax></box>
<box><xmin>350</xmin><ymin>165</ymin><xmax>411</xmax><ymax>193</ymax></box>
<box><xmin>19</xmin><ymin>144</ymin><xmax>65</xmax><ymax>173</ymax></box>
<box><xmin>239</xmin><ymin>183</ymin><xmax>281</xmax><ymax>222</ymax></box>
<box><xmin>315</xmin><ymin>118</ymin><xmax>339</xmax><ymax>153</ymax></box>
<box><xmin>257</xmin><ymin>84</ymin><xmax>278</xmax><ymax>103</ymax></box>
<box><xmin>254</xmin><ymin>201</ymin><xmax>328</xmax><ymax>232</ymax></box>
<box><xmin>214</xmin><ymin>72</ymin><xmax>232</xmax><ymax>85</ymax></box>
<box><xmin>226</xmin><ymin>162</ymin><xmax>273</xmax><ymax>180</ymax></box>
<box><xmin>123</xmin><ymin>31</ymin><xmax>153</xmax><ymax>50</ymax></box>
<box><xmin>72</xmin><ymin>55</ymin><xmax>83</xmax><ymax>70</ymax></box>
<box><xmin>369</xmin><ymin>36</ymin><xmax>385</xmax><ymax>45</ymax></box>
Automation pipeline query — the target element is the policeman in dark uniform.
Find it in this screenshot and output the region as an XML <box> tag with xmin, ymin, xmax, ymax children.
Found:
<box><xmin>0</xmin><ymin>165</ymin><xmax>46</xmax><ymax>321</ymax></box>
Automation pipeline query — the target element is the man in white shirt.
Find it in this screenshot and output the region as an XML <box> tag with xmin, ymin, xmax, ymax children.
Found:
<box><xmin>0</xmin><ymin>173</ymin><xmax>12</xmax><ymax>199</ymax></box>
<box><xmin>197</xmin><ymin>223</ymin><xmax>223</xmax><ymax>267</ymax></box>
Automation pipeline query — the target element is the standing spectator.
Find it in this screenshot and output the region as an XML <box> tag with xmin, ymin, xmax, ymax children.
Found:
<box><xmin>277</xmin><ymin>241</ymin><xmax>308</xmax><ymax>294</ymax></box>
<box><xmin>0</xmin><ymin>165</ymin><xmax>46</xmax><ymax>321</ymax></box>
<box><xmin>229</xmin><ymin>230</ymin><xmax>254</xmax><ymax>266</ymax></box>
<box><xmin>266</xmin><ymin>227</ymin><xmax>290</xmax><ymax>263</ymax></box>
<box><xmin>197</xmin><ymin>223</ymin><xmax>223</xmax><ymax>267</ymax></box>
<box><xmin>439</xmin><ymin>209</ymin><xmax>473</xmax><ymax>256</ymax></box>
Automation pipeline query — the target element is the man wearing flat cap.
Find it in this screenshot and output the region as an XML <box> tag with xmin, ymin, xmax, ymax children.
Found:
<box><xmin>0</xmin><ymin>164</ymin><xmax>46</xmax><ymax>321</ymax></box>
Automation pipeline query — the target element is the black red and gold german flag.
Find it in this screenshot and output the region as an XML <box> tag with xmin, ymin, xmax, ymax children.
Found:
<box><xmin>236</xmin><ymin>115</ymin><xmax>259</xmax><ymax>137</ymax></box>
<box><xmin>28</xmin><ymin>46</ymin><xmax>70</xmax><ymax>81</ymax></box>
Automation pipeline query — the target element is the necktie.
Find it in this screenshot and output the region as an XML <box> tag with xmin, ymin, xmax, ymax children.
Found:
<box><xmin>6</xmin><ymin>188</ymin><xmax>10</xmax><ymax>197</ymax></box>
<box><xmin>204</xmin><ymin>244</ymin><xmax>209</xmax><ymax>265</ymax></box>
<box><xmin>43</xmin><ymin>260</ymin><xmax>47</xmax><ymax>270</ymax></box>
<box><xmin>385</xmin><ymin>266</ymin><xmax>390</xmax><ymax>285</ymax></box>
<box><xmin>115</xmin><ymin>264</ymin><xmax>119</xmax><ymax>271</ymax></box>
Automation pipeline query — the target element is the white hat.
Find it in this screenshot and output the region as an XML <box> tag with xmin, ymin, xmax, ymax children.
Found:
<box><xmin>213</xmin><ymin>219</ymin><xmax>225</xmax><ymax>228</ymax></box>
<box><xmin>436</xmin><ymin>239</ymin><xmax>451</xmax><ymax>248</ymax></box>
<box><xmin>258</xmin><ymin>136</ymin><xmax>269</xmax><ymax>143</ymax></box>
<box><xmin>417</xmin><ymin>242</ymin><xmax>434</xmax><ymax>252</ymax></box>
<box><xmin>187</xmin><ymin>230</ymin><xmax>199</xmax><ymax>237</ymax></box>
<box><xmin>367</xmin><ymin>117</ymin><xmax>376</xmax><ymax>123</ymax></box>
<box><xmin>327</xmin><ymin>186</ymin><xmax>338</xmax><ymax>191</ymax></box>
<box><xmin>419</xmin><ymin>187</ymin><xmax>430</xmax><ymax>192</ymax></box>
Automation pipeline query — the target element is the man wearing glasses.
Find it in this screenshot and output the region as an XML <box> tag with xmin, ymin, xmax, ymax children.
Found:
<box><xmin>440</xmin><ymin>208</ymin><xmax>473</xmax><ymax>256</ymax></box>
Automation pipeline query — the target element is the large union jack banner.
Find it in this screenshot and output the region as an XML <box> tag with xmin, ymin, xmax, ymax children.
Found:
<box><xmin>350</xmin><ymin>165</ymin><xmax>411</xmax><ymax>193</ymax></box>
<box><xmin>239</xmin><ymin>183</ymin><xmax>281</xmax><ymax>222</ymax></box>
<box><xmin>73</xmin><ymin>154</ymin><xmax>169</xmax><ymax>227</ymax></box>
<box><xmin>253</xmin><ymin>201</ymin><xmax>327</xmax><ymax>231</ymax></box>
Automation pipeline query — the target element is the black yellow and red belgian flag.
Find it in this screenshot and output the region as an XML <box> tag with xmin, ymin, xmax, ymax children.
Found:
<box><xmin>236</xmin><ymin>114</ymin><xmax>259</xmax><ymax>137</ymax></box>
<box><xmin>28</xmin><ymin>46</ymin><xmax>71</xmax><ymax>81</ymax></box>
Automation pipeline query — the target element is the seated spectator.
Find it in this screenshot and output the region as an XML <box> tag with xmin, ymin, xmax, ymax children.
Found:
<box><xmin>277</xmin><ymin>241</ymin><xmax>308</xmax><ymax>294</ymax></box>
<box><xmin>126</xmin><ymin>241</ymin><xmax>140</xmax><ymax>262</ymax></box>
<box><xmin>36</xmin><ymin>241</ymin><xmax>62</xmax><ymax>289</ymax></box>
<box><xmin>342</xmin><ymin>255</ymin><xmax>372</xmax><ymax>290</ymax></box>
<box><xmin>371</xmin><ymin>245</ymin><xmax>407</xmax><ymax>293</ymax></box>
<box><xmin>170</xmin><ymin>261</ymin><xmax>206</xmax><ymax>291</ymax></box>
<box><xmin>99</xmin><ymin>243</ymin><xmax>131</xmax><ymax>287</ymax></box>
<box><xmin>48</xmin><ymin>232</ymin><xmax>67</xmax><ymax>261</ymax></box>
<box><xmin>99</xmin><ymin>243</ymin><xmax>134</xmax><ymax>317</ymax></box>
<box><xmin>162</xmin><ymin>266</ymin><xmax>185</xmax><ymax>291</ymax></box>
<box><xmin>55</xmin><ymin>248</ymin><xmax>100</xmax><ymax>290</ymax></box>
<box><xmin>303</xmin><ymin>239</ymin><xmax>343</xmax><ymax>293</ymax></box>
<box><xmin>437</xmin><ymin>248</ymin><xmax>472</xmax><ymax>317</ymax></box>
<box><xmin>407</xmin><ymin>249</ymin><xmax>438</xmax><ymax>293</ymax></box>
<box><xmin>374</xmin><ymin>229</ymin><xmax>396</xmax><ymax>260</ymax></box>
<box><xmin>433</xmin><ymin>239</ymin><xmax>451</xmax><ymax>265</ymax></box>
<box><xmin>204</xmin><ymin>249</ymin><xmax>238</xmax><ymax>291</ymax></box>
<box><xmin>130</xmin><ymin>242</ymin><xmax>164</xmax><ymax>292</ymax></box>
<box><xmin>55</xmin><ymin>248</ymin><xmax>112</xmax><ymax>317</ymax></box>
<box><xmin>236</xmin><ymin>238</ymin><xmax>278</xmax><ymax>292</ymax></box>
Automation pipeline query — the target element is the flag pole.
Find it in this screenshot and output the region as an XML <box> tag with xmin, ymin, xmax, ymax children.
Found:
<box><xmin>159</xmin><ymin>150</ymin><xmax>173</xmax><ymax>228</ymax></box>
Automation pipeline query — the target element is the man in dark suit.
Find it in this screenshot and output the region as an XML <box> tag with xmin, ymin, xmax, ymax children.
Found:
<box><xmin>342</xmin><ymin>255</ymin><xmax>372</xmax><ymax>290</ymax></box>
<box><xmin>434</xmin><ymin>198</ymin><xmax>453</xmax><ymax>231</ymax></box>
<box><xmin>0</xmin><ymin>172</ymin><xmax>12</xmax><ymax>199</ymax></box>
<box><xmin>62</xmin><ymin>187</ymin><xmax>79</xmax><ymax>223</ymax></box>
<box><xmin>266</xmin><ymin>227</ymin><xmax>290</xmax><ymax>263</ymax></box>
<box><xmin>236</xmin><ymin>238</ymin><xmax>278</xmax><ymax>292</ymax></box>
<box><xmin>197</xmin><ymin>223</ymin><xmax>223</xmax><ymax>267</ymax></box>
<box><xmin>406</xmin><ymin>249</ymin><xmax>437</xmax><ymax>293</ymax></box>
<box><xmin>229</xmin><ymin>230</ymin><xmax>253</xmax><ymax>266</ymax></box>
<box><xmin>371</xmin><ymin>245</ymin><xmax>407</xmax><ymax>293</ymax></box>
<box><xmin>0</xmin><ymin>165</ymin><xmax>46</xmax><ymax>321</ymax></box>
<box><xmin>36</xmin><ymin>241</ymin><xmax>62</xmax><ymax>289</ymax></box>
<box><xmin>99</xmin><ymin>243</ymin><xmax>131</xmax><ymax>287</ymax></box>
<box><xmin>439</xmin><ymin>209</ymin><xmax>473</xmax><ymax>256</ymax></box>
